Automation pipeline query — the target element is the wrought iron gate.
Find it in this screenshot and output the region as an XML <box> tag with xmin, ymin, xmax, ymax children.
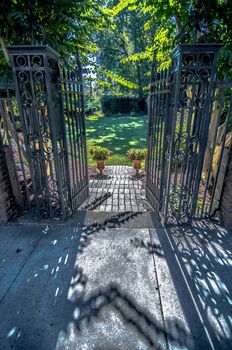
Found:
<box><xmin>146</xmin><ymin>44</ymin><xmax>232</xmax><ymax>225</ymax></box>
<box><xmin>59</xmin><ymin>67</ymin><xmax>89</xmax><ymax>214</ymax></box>
<box><xmin>0</xmin><ymin>45</ymin><xmax>88</xmax><ymax>221</ymax></box>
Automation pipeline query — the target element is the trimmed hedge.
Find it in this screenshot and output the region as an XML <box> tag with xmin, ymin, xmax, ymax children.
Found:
<box><xmin>101</xmin><ymin>95</ymin><xmax>147</xmax><ymax>114</ymax></box>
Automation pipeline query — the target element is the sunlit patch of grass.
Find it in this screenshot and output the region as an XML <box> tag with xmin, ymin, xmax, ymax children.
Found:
<box><xmin>129</xmin><ymin>140</ymin><xmax>139</xmax><ymax>146</ymax></box>
<box><xmin>86</xmin><ymin>114</ymin><xmax>148</xmax><ymax>167</ymax></box>
<box><xmin>86</xmin><ymin>111</ymin><xmax>105</xmax><ymax>121</ymax></box>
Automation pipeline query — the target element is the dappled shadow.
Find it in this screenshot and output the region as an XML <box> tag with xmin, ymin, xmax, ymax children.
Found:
<box><xmin>81</xmin><ymin>192</ymin><xmax>112</xmax><ymax>210</ymax></box>
<box><xmin>156</xmin><ymin>222</ymin><xmax>232</xmax><ymax>349</ymax></box>
<box><xmin>56</xmin><ymin>213</ymin><xmax>192</xmax><ymax>349</ymax></box>
<box><xmin>130</xmin><ymin>237</ymin><xmax>164</xmax><ymax>257</ymax></box>
<box><xmin>74</xmin><ymin>212</ymin><xmax>144</xmax><ymax>252</ymax></box>
<box><xmin>57</xmin><ymin>282</ymin><xmax>192</xmax><ymax>350</ymax></box>
<box><xmin>129</xmin><ymin>173</ymin><xmax>146</xmax><ymax>180</ymax></box>
<box><xmin>82</xmin><ymin>165</ymin><xmax>147</xmax><ymax>212</ymax></box>
<box><xmin>86</xmin><ymin>115</ymin><xmax>148</xmax><ymax>165</ymax></box>
<box><xmin>3</xmin><ymin>216</ymin><xmax>231</xmax><ymax>349</ymax></box>
<box><xmin>0</xmin><ymin>225</ymin><xmax>83</xmax><ymax>350</ymax></box>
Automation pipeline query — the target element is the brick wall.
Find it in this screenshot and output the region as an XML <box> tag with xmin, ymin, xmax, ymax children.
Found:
<box><xmin>220</xmin><ymin>147</ymin><xmax>232</xmax><ymax>227</ymax></box>
<box><xmin>0</xmin><ymin>147</ymin><xmax>17</xmax><ymax>223</ymax></box>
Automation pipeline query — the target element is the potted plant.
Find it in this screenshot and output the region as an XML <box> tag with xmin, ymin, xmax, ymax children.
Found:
<box><xmin>89</xmin><ymin>146</ymin><xmax>113</xmax><ymax>175</ymax></box>
<box><xmin>126</xmin><ymin>148</ymin><xmax>147</xmax><ymax>175</ymax></box>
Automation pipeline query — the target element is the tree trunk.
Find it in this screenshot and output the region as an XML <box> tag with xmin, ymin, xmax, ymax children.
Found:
<box><xmin>136</xmin><ymin>62</ymin><xmax>143</xmax><ymax>99</ymax></box>
<box><xmin>202</xmin><ymin>88</ymin><xmax>222</xmax><ymax>179</ymax></box>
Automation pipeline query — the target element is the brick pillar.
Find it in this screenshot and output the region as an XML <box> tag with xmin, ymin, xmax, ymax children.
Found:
<box><xmin>220</xmin><ymin>148</ymin><xmax>232</xmax><ymax>227</ymax></box>
<box><xmin>0</xmin><ymin>146</ymin><xmax>17</xmax><ymax>223</ymax></box>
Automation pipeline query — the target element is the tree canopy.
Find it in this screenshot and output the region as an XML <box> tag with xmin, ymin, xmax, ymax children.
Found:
<box><xmin>0</xmin><ymin>0</ymin><xmax>104</xmax><ymax>56</ymax></box>
<box><xmin>0</xmin><ymin>0</ymin><xmax>232</xmax><ymax>92</ymax></box>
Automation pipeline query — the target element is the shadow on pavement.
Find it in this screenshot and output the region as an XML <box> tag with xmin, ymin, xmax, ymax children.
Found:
<box><xmin>156</xmin><ymin>221</ymin><xmax>232</xmax><ymax>349</ymax></box>
<box><xmin>56</xmin><ymin>282</ymin><xmax>191</xmax><ymax>350</ymax></box>
<box><xmin>55</xmin><ymin>213</ymin><xmax>192</xmax><ymax>350</ymax></box>
<box><xmin>2</xmin><ymin>216</ymin><xmax>230</xmax><ymax>349</ymax></box>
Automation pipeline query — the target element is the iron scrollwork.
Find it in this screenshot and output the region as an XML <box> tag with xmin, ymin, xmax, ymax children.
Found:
<box><xmin>7</xmin><ymin>46</ymin><xmax>73</xmax><ymax>221</ymax></box>
<box><xmin>146</xmin><ymin>43</ymin><xmax>223</xmax><ymax>225</ymax></box>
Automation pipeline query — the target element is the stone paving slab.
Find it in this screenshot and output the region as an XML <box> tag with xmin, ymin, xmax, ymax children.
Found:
<box><xmin>0</xmin><ymin>225</ymin><xmax>82</xmax><ymax>350</ymax></box>
<box><xmin>0</xmin><ymin>225</ymin><xmax>168</xmax><ymax>350</ymax></box>
<box><xmin>149</xmin><ymin>229</ymin><xmax>193</xmax><ymax>350</ymax></box>
<box><xmin>0</xmin><ymin>224</ymin><xmax>46</xmax><ymax>301</ymax></box>
<box><xmin>56</xmin><ymin>228</ymin><xmax>167</xmax><ymax>350</ymax></box>
<box><xmin>0</xmin><ymin>222</ymin><xmax>232</xmax><ymax>349</ymax></box>
<box><xmin>67</xmin><ymin>210</ymin><xmax>163</xmax><ymax>229</ymax></box>
<box><xmin>150</xmin><ymin>224</ymin><xmax>232</xmax><ymax>350</ymax></box>
<box><xmin>81</xmin><ymin>166</ymin><xmax>148</xmax><ymax>212</ymax></box>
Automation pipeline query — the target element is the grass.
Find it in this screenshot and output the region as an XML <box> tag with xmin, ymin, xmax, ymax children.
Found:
<box><xmin>85</xmin><ymin>112</ymin><xmax>148</xmax><ymax>167</ymax></box>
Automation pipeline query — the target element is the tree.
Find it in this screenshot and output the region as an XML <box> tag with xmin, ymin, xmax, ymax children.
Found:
<box><xmin>109</xmin><ymin>0</ymin><xmax>232</xmax><ymax>77</ymax></box>
<box><xmin>83</xmin><ymin>0</ymin><xmax>155</xmax><ymax>98</ymax></box>
<box><xmin>1</xmin><ymin>0</ymin><xmax>232</xmax><ymax>92</ymax></box>
<box><xmin>0</xmin><ymin>0</ymin><xmax>106</xmax><ymax>74</ymax></box>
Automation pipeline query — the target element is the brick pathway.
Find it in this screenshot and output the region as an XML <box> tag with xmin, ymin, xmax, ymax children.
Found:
<box><xmin>81</xmin><ymin>166</ymin><xmax>147</xmax><ymax>212</ymax></box>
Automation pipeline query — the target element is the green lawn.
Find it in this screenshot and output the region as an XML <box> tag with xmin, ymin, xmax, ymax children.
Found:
<box><xmin>85</xmin><ymin>113</ymin><xmax>148</xmax><ymax>166</ymax></box>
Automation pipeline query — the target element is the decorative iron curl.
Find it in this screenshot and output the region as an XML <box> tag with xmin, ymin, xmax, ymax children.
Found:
<box><xmin>15</xmin><ymin>55</ymin><xmax>27</xmax><ymax>67</ymax></box>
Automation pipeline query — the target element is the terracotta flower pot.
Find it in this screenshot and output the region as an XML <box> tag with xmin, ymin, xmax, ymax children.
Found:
<box><xmin>134</xmin><ymin>159</ymin><xmax>142</xmax><ymax>175</ymax></box>
<box><xmin>96</xmin><ymin>159</ymin><xmax>105</xmax><ymax>175</ymax></box>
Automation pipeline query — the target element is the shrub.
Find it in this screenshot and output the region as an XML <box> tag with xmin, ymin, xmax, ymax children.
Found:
<box><xmin>126</xmin><ymin>148</ymin><xmax>147</xmax><ymax>161</ymax></box>
<box><xmin>89</xmin><ymin>146</ymin><xmax>113</xmax><ymax>160</ymax></box>
<box><xmin>85</xmin><ymin>96</ymin><xmax>101</xmax><ymax>115</ymax></box>
<box><xmin>101</xmin><ymin>95</ymin><xmax>147</xmax><ymax>115</ymax></box>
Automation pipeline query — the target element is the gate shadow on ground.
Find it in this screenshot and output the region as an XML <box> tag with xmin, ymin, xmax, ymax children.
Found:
<box><xmin>130</xmin><ymin>237</ymin><xmax>164</xmax><ymax>257</ymax></box>
<box><xmin>156</xmin><ymin>222</ymin><xmax>232</xmax><ymax>349</ymax></box>
<box><xmin>55</xmin><ymin>212</ymin><xmax>192</xmax><ymax>350</ymax></box>
<box><xmin>56</xmin><ymin>282</ymin><xmax>191</xmax><ymax>349</ymax></box>
<box><xmin>1</xmin><ymin>212</ymin><xmax>177</xmax><ymax>350</ymax></box>
<box><xmin>3</xmin><ymin>216</ymin><xmax>229</xmax><ymax>349</ymax></box>
<box><xmin>81</xmin><ymin>192</ymin><xmax>112</xmax><ymax>210</ymax></box>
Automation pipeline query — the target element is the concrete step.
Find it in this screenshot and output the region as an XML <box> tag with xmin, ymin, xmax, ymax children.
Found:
<box><xmin>67</xmin><ymin>210</ymin><xmax>162</xmax><ymax>229</ymax></box>
<box><xmin>11</xmin><ymin>210</ymin><xmax>162</xmax><ymax>229</ymax></box>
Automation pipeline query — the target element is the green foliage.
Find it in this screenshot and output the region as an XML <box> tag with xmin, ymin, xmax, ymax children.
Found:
<box><xmin>89</xmin><ymin>145</ymin><xmax>113</xmax><ymax>160</ymax></box>
<box><xmin>0</xmin><ymin>0</ymin><xmax>106</xmax><ymax>68</ymax></box>
<box><xmin>111</xmin><ymin>0</ymin><xmax>232</xmax><ymax>76</ymax></box>
<box><xmin>84</xmin><ymin>96</ymin><xmax>101</xmax><ymax>115</ymax></box>
<box><xmin>126</xmin><ymin>148</ymin><xmax>147</xmax><ymax>161</ymax></box>
<box><xmin>103</xmin><ymin>70</ymin><xmax>139</xmax><ymax>90</ymax></box>
<box><xmin>92</xmin><ymin>2</ymin><xmax>152</xmax><ymax>97</ymax></box>
<box><xmin>0</xmin><ymin>52</ymin><xmax>12</xmax><ymax>79</ymax></box>
<box><xmin>101</xmin><ymin>95</ymin><xmax>146</xmax><ymax>114</ymax></box>
<box><xmin>1</xmin><ymin>0</ymin><xmax>232</xmax><ymax>93</ymax></box>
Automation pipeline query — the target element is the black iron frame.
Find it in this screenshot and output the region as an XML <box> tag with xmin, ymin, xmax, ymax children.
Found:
<box><xmin>0</xmin><ymin>45</ymin><xmax>89</xmax><ymax>221</ymax></box>
<box><xmin>146</xmin><ymin>43</ymin><xmax>232</xmax><ymax>225</ymax></box>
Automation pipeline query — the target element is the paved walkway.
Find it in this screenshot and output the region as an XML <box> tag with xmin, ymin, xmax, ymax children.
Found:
<box><xmin>81</xmin><ymin>166</ymin><xmax>147</xmax><ymax>212</ymax></box>
<box><xmin>0</xmin><ymin>219</ymin><xmax>232</xmax><ymax>349</ymax></box>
